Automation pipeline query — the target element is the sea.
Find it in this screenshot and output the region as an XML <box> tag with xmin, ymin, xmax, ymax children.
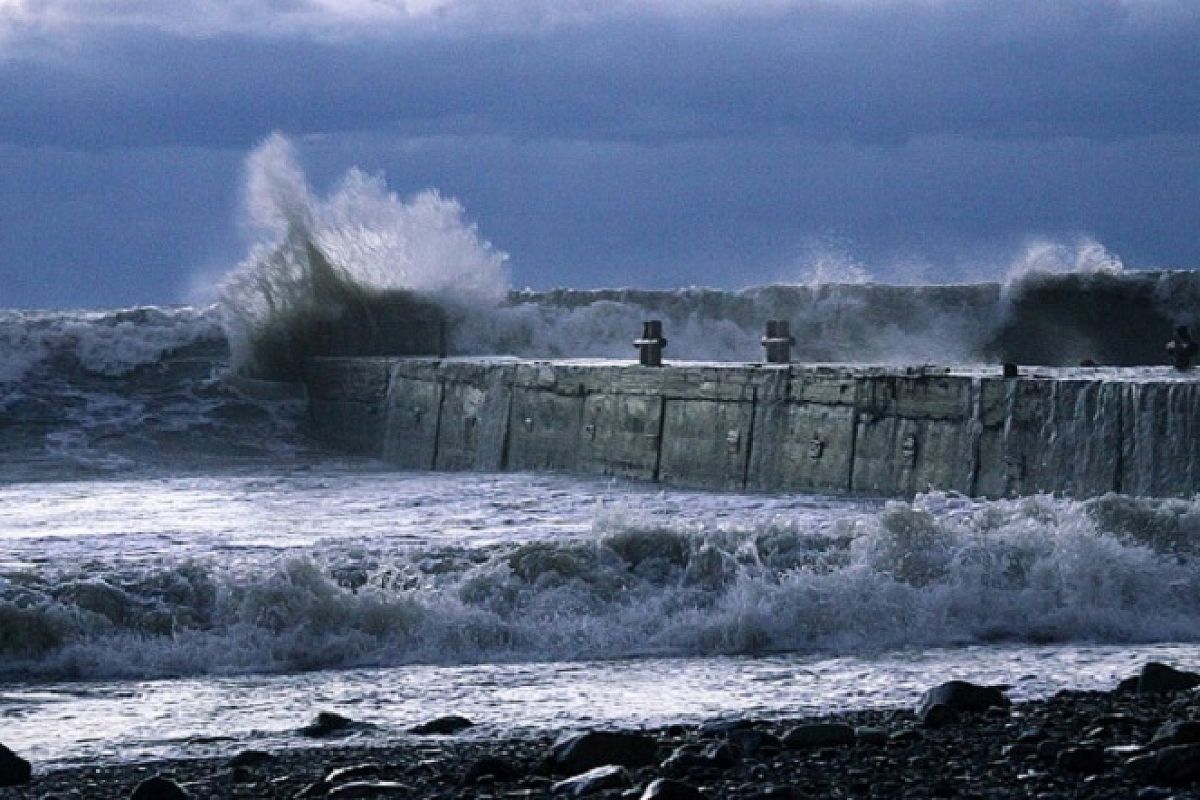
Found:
<box><xmin>2</xmin><ymin>138</ymin><xmax>1198</xmax><ymax>771</ymax></box>
<box><xmin>2</xmin><ymin>299</ymin><xmax>1200</xmax><ymax>771</ymax></box>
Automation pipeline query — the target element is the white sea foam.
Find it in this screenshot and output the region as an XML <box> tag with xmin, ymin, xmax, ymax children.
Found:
<box><xmin>2</xmin><ymin>482</ymin><xmax>1197</xmax><ymax>680</ymax></box>
<box><xmin>0</xmin><ymin>306</ymin><xmax>222</xmax><ymax>384</ymax></box>
<box><xmin>1002</xmin><ymin>235</ymin><xmax>1124</xmax><ymax>286</ymax></box>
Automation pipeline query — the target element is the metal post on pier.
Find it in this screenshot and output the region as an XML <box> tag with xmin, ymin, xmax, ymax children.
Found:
<box><xmin>635</xmin><ymin>320</ymin><xmax>668</xmax><ymax>367</ymax></box>
<box><xmin>761</xmin><ymin>319</ymin><xmax>795</xmax><ymax>364</ymax></box>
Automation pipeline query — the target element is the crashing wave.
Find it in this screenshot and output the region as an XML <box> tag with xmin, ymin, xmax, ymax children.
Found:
<box><xmin>2</xmin><ymin>491</ymin><xmax>1198</xmax><ymax>679</ymax></box>
<box><xmin>218</xmin><ymin>133</ymin><xmax>508</xmax><ymax>378</ymax></box>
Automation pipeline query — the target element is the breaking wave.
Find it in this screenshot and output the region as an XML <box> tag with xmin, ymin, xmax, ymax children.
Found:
<box><xmin>218</xmin><ymin>133</ymin><xmax>509</xmax><ymax>377</ymax></box>
<box><xmin>0</xmin><ymin>305</ymin><xmax>306</xmax><ymax>479</ymax></box>
<box><xmin>2</xmin><ymin>491</ymin><xmax>1198</xmax><ymax>680</ymax></box>
<box><xmin>3</xmin><ymin>135</ymin><xmax>1198</xmax><ymax>474</ymax></box>
<box><xmin>214</xmin><ymin>134</ymin><xmax>1200</xmax><ymax>375</ymax></box>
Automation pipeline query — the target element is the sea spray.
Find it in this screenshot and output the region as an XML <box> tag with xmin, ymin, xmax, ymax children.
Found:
<box><xmin>210</xmin><ymin>136</ymin><xmax>1192</xmax><ymax>369</ymax></box>
<box><xmin>2</xmin><ymin>489</ymin><xmax>1198</xmax><ymax>679</ymax></box>
<box><xmin>218</xmin><ymin>133</ymin><xmax>509</xmax><ymax>377</ymax></box>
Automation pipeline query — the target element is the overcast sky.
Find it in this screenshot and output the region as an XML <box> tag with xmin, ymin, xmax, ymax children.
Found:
<box><xmin>1</xmin><ymin>0</ymin><xmax>1197</xmax><ymax>307</ymax></box>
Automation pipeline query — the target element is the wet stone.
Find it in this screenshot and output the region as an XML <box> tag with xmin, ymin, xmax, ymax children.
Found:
<box><xmin>299</xmin><ymin>711</ymin><xmax>358</xmax><ymax>738</ymax></box>
<box><xmin>464</xmin><ymin>756</ymin><xmax>522</xmax><ymax>784</ymax></box>
<box><xmin>552</xmin><ymin>731</ymin><xmax>659</xmax><ymax>773</ymax></box>
<box><xmin>701</xmin><ymin>742</ymin><xmax>740</xmax><ymax>769</ymax></box>
<box><xmin>1002</xmin><ymin>743</ymin><xmax>1037</xmax><ymax>761</ymax></box>
<box><xmin>699</xmin><ymin>719</ymin><xmax>755</xmax><ymax>736</ymax></box>
<box><xmin>327</xmin><ymin>780</ymin><xmax>409</xmax><ymax>798</ymax></box>
<box><xmin>853</xmin><ymin>726</ymin><xmax>888</xmax><ymax>746</ymax></box>
<box><xmin>919</xmin><ymin>704</ymin><xmax>960</xmax><ymax>729</ymax></box>
<box><xmin>1120</xmin><ymin>753</ymin><xmax>1158</xmax><ymax>780</ymax></box>
<box><xmin>1055</xmin><ymin>746</ymin><xmax>1106</xmax><ymax>774</ymax></box>
<box><xmin>0</xmin><ymin>742</ymin><xmax>32</xmax><ymax>788</ymax></box>
<box><xmin>1014</xmin><ymin>728</ymin><xmax>1048</xmax><ymax>743</ymax></box>
<box><xmin>1150</xmin><ymin>719</ymin><xmax>1200</xmax><ymax>748</ymax></box>
<box><xmin>1104</xmin><ymin>744</ymin><xmax>1147</xmax><ymax>760</ymax></box>
<box><xmin>551</xmin><ymin>764</ymin><xmax>631</xmax><ymax>797</ymax></box>
<box><xmin>129</xmin><ymin>775</ymin><xmax>190</xmax><ymax>800</ymax></box>
<box><xmin>1136</xmin><ymin>788</ymin><xmax>1173</xmax><ymax>800</ymax></box>
<box><xmin>1137</xmin><ymin>662</ymin><xmax>1200</xmax><ymax>694</ymax></box>
<box><xmin>227</xmin><ymin>750</ymin><xmax>275</xmax><ymax>769</ymax></box>
<box><xmin>1149</xmin><ymin>743</ymin><xmax>1200</xmax><ymax>785</ymax></box>
<box><xmin>1036</xmin><ymin>740</ymin><xmax>1064</xmax><ymax>763</ymax></box>
<box><xmin>409</xmin><ymin>715</ymin><xmax>475</xmax><ymax>735</ymax></box>
<box><xmin>326</xmin><ymin>764</ymin><xmax>384</xmax><ymax>784</ymax></box>
<box><xmin>229</xmin><ymin>765</ymin><xmax>254</xmax><ymax>784</ymax></box>
<box><xmin>781</xmin><ymin>723</ymin><xmax>855</xmax><ymax>749</ymax></box>
<box><xmin>917</xmin><ymin>681</ymin><xmax>1010</xmax><ymax>719</ymax></box>
<box><xmin>297</xmin><ymin>779</ymin><xmax>331</xmax><ymax>797</ymax></box>
<box><xmin>641</xmin><ymin>777</ymin><xmax>707</xmax><ymax>800</ymax></box>
<box><xmin>660</xmin><ymin>745</ymin><xmax>702</xmax><ymax>777</ymax></box>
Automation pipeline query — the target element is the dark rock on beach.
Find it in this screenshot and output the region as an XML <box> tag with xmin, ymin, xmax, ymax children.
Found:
<box><xmin>462</xmin><ymin>755</ymin><xmax>521</xmax><ymax>784</ymax></box>
<box><xmin>129</xmin><ymin>775</ymin><xmax>189</xmax><ymax>800</ymax></box>
<box><xmin>725</xmin><ymin>727</ymin><xmax>781</xmax><ymax>756</ymax></box>
<box><xmin>642</xmin><ymin>777</ymin><xmax>707</xmax><ymax>800</ymax></box>
<box><xmin>299</xmin><ymin>711</ymin><xmax>360</xmax><ymax>738</ymax></box>
<box><xmin>4</xmin><ymin>661</ymin><xmax>1200</xmax><ymax>800</ymax></box>
<box><xmin>780</xmin><ymin>722</ymin><xmax>855</xmax><ymax>748</ymax></box>
<box><xmin>409</xmin><ymin>715</ymin><xmax>474</xmax><ymax>735</ymax></box>
<box><xmin>1056</xmin><ymin>745</ymin><xmax>1106</xmax><ymax>774</ymax></box>
<box><xmin>326</xmin><ymin>780</ymin><xmax>409</xmax><ymax>798</ymax></box>
<box><xmin>227</xmin><ymin>749</ymin><xmax>275</xmax><ymax>768</ymax></box>
<box><xmin>918</xmin><ymin>703</ymin><xmax>960</xmax><ymax>729</ymax></box>
<box><xmin>551</xmin><ymin>764</ymin><xmax>631</xmax><ymax>796</ymax></box>
<box><xmin>1151</xmin><ymin>719</ymin><xmax>1200</xmax><ymax>748</ymax></box>
<box><xmin>660</xmin><ymin>744</ymin><xmax>704</xmax><ymax>777</ymax></box>
<box><xmin>0</xmin><ymin>744</ymin><xmax>31</xmax><ymax>788</ymax></box>
<box><xmin>295</xmin><ymin>714</ymin><xmax>369</xmax><ymax>738</ymax></box>
<box><xmin>551</xmin><ymin>730</ymin><xmax>659</xmax><ymax>773</ymax></box>
<box><xmin>917</xmin><ymin>680</ymin><xmax>1011</xmax><ymax>719</ymax></box>
<box><xmin>1138</xmin><ymin>662</ymin><xmax>1200</xmax><ymax>694</ymax></box>
<box><xmin>325</xmin><ymin>763</ymin><xmax>384</xmax><ymax>784</ymax></box>
<box><xmin>1149</xmin><ymin>744</ymin><xmax>1200</xmax><ymax>786</ymax></box>
<box><xmin>698</xmin><ymin>718</ymin><xmax>756</xmax><ymax>736</ymax></box>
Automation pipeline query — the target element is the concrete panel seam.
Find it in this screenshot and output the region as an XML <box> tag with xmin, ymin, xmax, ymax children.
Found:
<box><xmin>498</xmin><ymin>380</ymin><xmax>514</xmax><ymax>472</ymax></box>
<box><xmin>430</xmin><ymin>372</ymin><xmax>447</xmax><ymax>470</ymax></box>
<box><xmin>740</xmin><ymin>385</ymin><xmax>758</xmax><ymax>491</ymax></box>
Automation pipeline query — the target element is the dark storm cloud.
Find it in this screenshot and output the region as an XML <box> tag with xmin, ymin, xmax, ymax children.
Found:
<box><xmin>1</xmin><ymin>0</ymin><xmax>1198</xmax><ymax>307</ymax></box>
<box><xmin>1</xmin><ymin>1</ymin><xmax>1197</xmax><ymax>150</ymax></box>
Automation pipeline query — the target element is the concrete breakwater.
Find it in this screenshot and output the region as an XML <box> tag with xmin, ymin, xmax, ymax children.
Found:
<box><xmin>304</xmin><ymin>357</ymin><xmax>1200</xmax><ymax>499</ymax></box>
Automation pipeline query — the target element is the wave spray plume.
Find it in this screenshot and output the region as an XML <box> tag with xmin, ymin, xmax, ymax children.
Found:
<box><xmin>218</xmin><ymin>134</ymin><xmax>509</xmax><ymax>378</ymax></box>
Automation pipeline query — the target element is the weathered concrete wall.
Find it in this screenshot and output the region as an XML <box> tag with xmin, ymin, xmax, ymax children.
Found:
<box><xmin>747</xmin><ymin>369</ymin><xmax>855</xmax><ymax>494</ymax></box>
<box><xmin>1119</xmin><ymin>382</ymin><xmax>1200</xmax><ymax>497</ymax></box>
<box><xmin>433</xmin><ymin>361</ymin><xmax>514</xmax><ymax>471</ymax></box>
<box><xmin>304</xmin><ymin>357</ymin><xmax>394</xmax><ymax>455</ymax></box>
<box><xmin>974</xmin><ymin>379</ymin><xmax>1124</xmax><ymax>498</ymax></box>
<box><xmin>658</xmin><ymin>367</ymin><xmax>762</xmax><ymax>491</ymax></box>
<box><xmin>851</xmin><ymin>373</ymin><xmax>978</xmax><ymax>496</ymax></box>
<box><xmin>303</xmin><ymin>357</ymin><xmax>1200</xmax><ymax>499</ymax></box>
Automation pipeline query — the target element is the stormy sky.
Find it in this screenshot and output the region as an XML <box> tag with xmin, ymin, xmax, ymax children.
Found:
<box><xmin>1</xmin><ymin>0</ymin><xmax>1197</xmax><ymax>307</ymax></box>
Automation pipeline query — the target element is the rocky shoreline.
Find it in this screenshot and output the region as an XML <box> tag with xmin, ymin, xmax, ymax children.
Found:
<box><xmin>1</xmin><ymin>662</ymin><xmax>1198</xmax><ymax>799</ymax></box>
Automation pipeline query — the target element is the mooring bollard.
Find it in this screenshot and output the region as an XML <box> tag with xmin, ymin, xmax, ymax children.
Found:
<box><xmin>761</xmin><ymin>319</ymin><xmax>796</xmax><ymax>364</ymax></box>
<box><xmin>1167</xmin><ymin>325</ymin><xmax>1197</xmax><ymax>370</ymax></box>
<box><xmin>634</xmin><ymin>320</ymin><xmax>668</xmax><ymax>367</ymax></box>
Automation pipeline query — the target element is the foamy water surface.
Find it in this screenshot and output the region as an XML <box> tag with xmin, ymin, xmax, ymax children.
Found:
<box><xmin>2</xmin><ymin>465</ymin><xmax>1200</xmax><ymax>768</ymax></box>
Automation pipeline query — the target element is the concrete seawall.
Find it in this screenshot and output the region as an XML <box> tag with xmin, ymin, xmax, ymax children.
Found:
<box><xmin>304</xmin><ymin>357</ymin><xmax>1200</xmax><ymax>498</ymax></box>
